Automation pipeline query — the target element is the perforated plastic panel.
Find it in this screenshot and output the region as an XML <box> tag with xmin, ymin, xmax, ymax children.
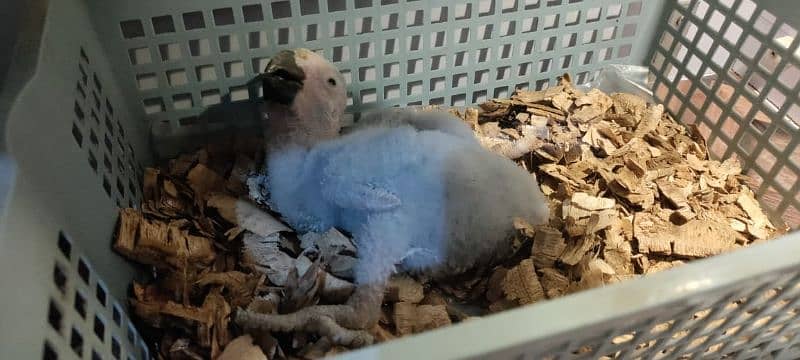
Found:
<box><xmin>87</xmin><ymin>0</ymin><xmax>662</xmax><ymax>158</ymax></box>
<box><xmin>0</xmin><ymin>0</ymin><xmax>149</xmax><ymax>358</ymax></box>
<box><xmin>648</xmin><ymin>0</ymin><xmax>800</xmax><ymax>228</ymax></box>
<box><xmin>1</xmin><ymin>0</ymin><xmax>800</xmax><ymax>359</ymax></box>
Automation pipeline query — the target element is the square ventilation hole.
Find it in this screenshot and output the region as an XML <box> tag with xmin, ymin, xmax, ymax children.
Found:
<box><xmin>70</xmin><ymin>327</ymin><xmax>84</xmax><ymax>356</ymax></box>
<box><xmin>77</xmin><ymin>258</ymin><xmax>90</xmax><ymax>283</ymax></box>
<box><xmin>48</xmin><ymin>300</ymin><xmax>63</xmax><ymax>333</ymax></box>
<box><xmin>94</xmin><ymin>314</ymin><xmax>105</xmax><ymax>341</ymax></box>
<box><xmin>243</xmin><ymin>4</ymin><xmax>264</xmax><ymax>22</ymax></box>
<box><xmin>224</xmin><ymin>61</ymin><xmax>245</xmax><ymax>78</ymax></box>
<box><xmin>96</xmin><ymin>283</ymin><xmax>107</xmax><ymax>307</ymax></box>
<box><xmin>120</xmin><ymin>20</ymin><xmax>144</xmax><ymax>39</ymax></box>
<box><xmin>103</xmin><ymin>176</ymin><xmax>112</xmax><ymax>197</ymax></box>
<box><xmin>167</xmin><ymin>69</ymin><xmax>188</xmax><ymax>86</ymax></box>
<box><xmin>112</xmin><ymin>303</ymin><xmax>122</xmax><ymax>326</ymax></box>
<box><xmin>57</xmin><ymin>231</ymin><xmax>71</xmax><ymax>259</ymax></box>
<box><xmin>219</xmin><ymin>34</ymin><xmax>241</xmax><ymax>53</ymax></box>
<box><xmin>196</xmin><ymin>65</ymin><xmax>217</xmax><ymax>82</ymax></box>
<box><xmin>213</xmin><ymin>8</ymin><xmax>235</xmax><ymax>26</ymax></box>
<box><xmin>143</xmin><ymin>98</ymin><xmax>165</xmax><ymax>114</ymax></box>
<box><xmin>189</xmin><ymin>39</ymin><xmax>212</xmax><ymax>57</ymax></box>
<box><xmin>135</xmin><ymin>73</ymin><xmax>157</xmax><ymax>90</ymax></box>
<box><xmin>201</xmin><ymin>89</ymin><xmax>221</xmax><ymax>106</ymax></box>
<box><xmin>43</xmin><ymin>342</ymin><xmax>57</xmax><ymax>360</ymax></box>
<box><xmin>111</xmin><ymin>336</ymin><xmax>121</xmax><ymax>359</ymax></box>
<box><xmin>172</xmin><ymin>93</ymin><xmax>194</xmax><ymax>110</ymax></box>
<box><xmin>128</xmin><ymin>47</ymin><xmax>152</xmax><ymax>65</ymax></box>
<box><xmin>230</xmin><ymin>86</ymin><xmax>249</xmax><ymax>101</ymax></box>
<box><xmin>74</xmin><ymin>291</ymin><xmax>87</xmax><ymax>319</ymax></box>
<box><xmin>71</xmin><ymin>123</ymin><xmax>83</xmax><ymax>148</ymax></box>
<box><xmin>151</xmin><ymin>15</ymin><xmax>175</xmax><ymax>34</ymax></box>
<box><xmin>53</xmin><ymin>263</ymin><xmax>67</xmax><ymax>294</ymax></box>
<box><xmin>182</xmin><ymin>11</ymin><xmax>205</xmax><ymax>30</ymax></box>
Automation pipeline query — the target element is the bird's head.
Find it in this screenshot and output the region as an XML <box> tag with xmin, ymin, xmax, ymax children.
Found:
<box><xmin>261</xmin><ymin>49</ymin><xmax>347</xmax><ymax>147</ymax></box>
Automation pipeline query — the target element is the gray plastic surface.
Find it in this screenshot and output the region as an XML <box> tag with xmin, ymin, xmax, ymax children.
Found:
<box><xmin>87</xmin><ymin>0</ymin><xmax>664</xmax><ymax>159</ymax></box>
<box><xmin>1</xmin><ymin>0</ymin><xmax>799</xmax><ymax>359</ymax></box>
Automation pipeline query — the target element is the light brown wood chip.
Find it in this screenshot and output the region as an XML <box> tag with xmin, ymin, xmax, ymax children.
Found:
<box><xmin>539</xmin><ymin>268</ymin><xmax>570</xmax><ymax>299</ymax></box>
<box><xmin>672</xmin><ymin>219</ymin><xmax>737</xmax><ymax>257</ymax></box>
<box><xmin>633</xmin><ymin>213</ymin><xmax>674</xmax><ymax>255</ymax></box>
<box><xmin>393</xmin><ymin>302</ymin><xmax>417</xmax><ymax>336</ymax></box>
<box><xmin>386</xmin><ymin>276</ymin><xmax>425</xmax><ymax>304</ymax></box>
<box><xmin>502</xmin><ymin>259</ymin><xmax>545</xmax><ymax>305</ymax></box>
<box><xmin>218</xmin><ymin>335</ymin><xmax>267</xmax><ymax>360</ymax></box>
<box><xmin>486</xmin><ymin>267</ymin><xmax>509</xmax><ymax>302</ymax></box>
<box><xmin>736</xmin><ymin>189</ymin><xmax>774</xmax><ymax>239</ymax></box>
<box><xmin>611</xmin><ymin>93</ymin><xmax>647</xmax><ymax>118</ymax></box>
<box><xmin>572</xmin><ymin>89</ymin><xmax>613</xmax><ymax>122</ymax></box>
<box><xmin>532</xmin><ymin>226</ymin><xmax>567</xmax><ymax>269</ymax></box>
<box><xmin>657</xmin><ymin>180</ymin><xmax>690</xmax><ymax>209</ymax></box>
<box><xmin>560</xmin><ymin>235</ymin><xmax>598</xmax><ymax>266</ymax></box>
<box><xmin>187</xmin><ymin>163</ymin><xmax>226</xmax><ymax>203</ymax></box>
<box><xmin>114</xmin><ymin>208</ymin><xmax>216</xmax><ymax>269</ymax></box>
<box><xmin>413</xmin><ymin>305</ymin><xmax>451</xmax><ymax>332</ymax></box>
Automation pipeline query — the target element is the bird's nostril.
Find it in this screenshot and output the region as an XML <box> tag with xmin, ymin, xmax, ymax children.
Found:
<box><xmin>272</xmin><ymin>69</ymin><xmax>292</xmax><ymax>80</ymax></box>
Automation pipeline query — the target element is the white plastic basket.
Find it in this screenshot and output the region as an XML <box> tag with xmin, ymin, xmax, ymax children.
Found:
<box><xmin>1</xmin><ymin>0</ymin><xmax>799</xmax><ymax>359</ymax></box>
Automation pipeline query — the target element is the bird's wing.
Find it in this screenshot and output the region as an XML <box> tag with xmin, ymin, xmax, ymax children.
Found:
<box><xmin>318</xmin><ymin>138</ymin><xmax>403</xmax><ymax>212</ymax></box>
<box><xmin>322</xmin><ymin>180</ymin><xmax>401</xmax><ymax>211</ymax></box>
<box><xmin>345</xmin><ymin>108</ymin><xmax>477</xmax><ymax>142</ymax></box>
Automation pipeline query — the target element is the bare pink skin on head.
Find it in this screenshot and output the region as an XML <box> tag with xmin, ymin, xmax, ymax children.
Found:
<box><xmin>261</xmin><ymin>48</ymin><xmax>348</xmax><ymax>152</ymax></box>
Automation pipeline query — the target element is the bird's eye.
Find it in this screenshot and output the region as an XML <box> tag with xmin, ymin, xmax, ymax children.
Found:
<box><xmin>328</xmin><ymin>78</ymin><xmax>337</xmax><ymax>86</ymax></box>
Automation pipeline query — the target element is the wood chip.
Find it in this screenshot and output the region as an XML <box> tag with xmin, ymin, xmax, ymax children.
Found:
<box><xmin>539</xmin><ymin>268</ymin><xmax>569</xmax><ymax>299</ymax></box>
<box><xmin>217</xmin><ymin>335</ymin><xmax>267</xmax><ymax>360</ymax></box>
<box><xmin>563</xmin><ymin>192</ymin><xmax>616</xmax><ymax>237</ymax></box>
<box><xmin>195</xmin><ymin>271</ymin><xmax>261</xmax><ymax>308</ymax></box>
<box><xmin>611</xmin><ymin>93</ymin><xmax>647</xmax><ymax>118</ymax></box>
<box><xmin>560</xmin><ymin>235</ymin><xmax>597</xmax><ymax>266</ymax></box>
<box><xmin>513</xmin><ymin>217</ymin><xmax>537</xmax><ymax>238</ymax></box>
<box><xmin>646</xmin><ymin>260</ymin><xmax>684</xmax><ymax>274</ymax></box>
<box><xmin>486</xmin><ymin>267</ymin><xmax>508</xmax><ymax>302</ymax></box>
<box><xmin>488</xmin><ymin>299</ymin><xmax>518</xmax><ymax>313</ymax></box>
<box><xmin>634</xmin><ymin>213</ymin><xmax>673</xmax><ymax>255</ymax></box>
<box><xmin>187</xmin><ymin>163</ymin><xmax>226</xmax><ymax>204</ymax></box>
<box><xmin>531</xmin><ymin>226</ymin><xmax>566</xmax><ymax>269</ymax></box>
<box><xmin>414</xmin><ymin>305</ymin><xmax>451</xmax><ymax>332</ymax></box>
<box><xmin>657</xmin><ymin>180</ymin><xmax>690</xmax><ymax>209</ymax></box>
<box><xmin>572</xmin><ymin>89</ymin><xmax>612</xmax><ymax>122</ymax></box>
<box><xmin>114</xmin><ymin>209</ymin><xmax>216</xmax><ymax>269</ymax></box>
<box><xmin>393</xmin><ymin>302</ymin><xmax>417</xmax><ymax>336</ymax></box>
<box><xmin>672</xmin><ymin>219</ymin><xmax>737</xmax><ymax>257</ymax></box>
<box><xmin>551</xmin><ymin>92</ymin><xmax>574</xmax><ymax>113</ymax></box>
<box><xmin>502</xmin><ymin>259</ymin><xmax>545</xmax><ymax>305</ymax></box>
<box><xmin>737</xmin><ymin>189</ymin><xmax>774</xmax><ymax>239</ymax></box>
<box><xmin>386</xmin><ymin>276</ymin><xmax>425</xmax><ymax>304</ymax></box>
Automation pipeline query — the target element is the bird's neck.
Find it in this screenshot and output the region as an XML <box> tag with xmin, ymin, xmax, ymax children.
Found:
<box><xmin>262</xmin><ymin>102</ymin><xmax>341</xmax><ymax>153</ymax></box>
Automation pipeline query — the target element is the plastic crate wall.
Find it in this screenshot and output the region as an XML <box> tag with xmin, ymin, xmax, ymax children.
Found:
<box><xmin>647</xmin><ymin>0</ymin><xmax>800</xmax><ymax>229</ymax></box>
<box><xmin>2</xmin><ymin>1</ymin><xmax>800</xmax><ymax>360</ymax></box>
<box><xmin>0</xmin><ymin>0</ymin><xmax>151</xmax><ymax>358</ymax></box>
<box><xmin>86</xmin><ymin>0</ymin><xmax>663</xmax><ymax>158</ymax></box>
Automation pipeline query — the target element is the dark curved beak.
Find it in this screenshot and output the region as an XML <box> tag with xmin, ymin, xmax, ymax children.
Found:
<box><xmin>262</xmin><ymin>50</ymin><xmax>306</xmax><ymax>105</ymax></box>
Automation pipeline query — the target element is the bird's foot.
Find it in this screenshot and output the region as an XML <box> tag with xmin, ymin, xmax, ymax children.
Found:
<box><xmin>235</xmin><ymin>284</ymin><xmax>384</xmax><ymax>348</ymax></box>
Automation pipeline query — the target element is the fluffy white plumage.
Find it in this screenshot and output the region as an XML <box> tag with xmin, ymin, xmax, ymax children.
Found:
<box><xmin>261</xmin><ymin>111</ymin><xmax>549</xmax><ymax>286</ymax></box>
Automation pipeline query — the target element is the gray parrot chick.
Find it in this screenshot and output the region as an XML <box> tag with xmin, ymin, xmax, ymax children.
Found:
<box><xmin>238</xmin><ymin>48</ymin><xmax>549</xmax><ymax>346</ymax></box>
